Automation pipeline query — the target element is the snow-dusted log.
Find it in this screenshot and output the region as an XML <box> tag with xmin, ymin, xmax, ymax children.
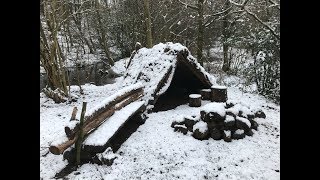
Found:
<box><xmin>65</xmin><ymin>83</ymin><xmax>144</xmax><ymax>139</ymax></box>
<box><xmin>83</xmin><ymin>101</ymin><xmax>146</xmax><ymax>148</ymax></box>
<box><xmin>189</xmin><ymin>94</ymin><xmax>202</xmax><ymax>107</ymax></box>
<box><xmin>211</xmin><ymin>85</ymin><xmax>228</xmax><ymax>102</ymax></box>
<box><xmin>50</xmin><ymin>88</ymin><xmax>144</xmax><ymax>155</ymax></box>
<box><xmin>174</xmin><ymin>124</ymin><xmax>188</xmax><ymax>135</ymax></box>
<box><xmin>200</xmin><ymin>102</ymin><xmax>226</xmax><ymax>123</ymax></box>
<box><xmin>192</xmin><ymin>121</ymin><xmax>209</xmax><ymax>140</ymax></box>
<box><xmin>200</xmin><ymin>89</ymin><xmax>211</xmax><ymax>100</ymax></box>
<box><xmin>232</xmin><ymin>129</ymin><xmax>245</xmax><ymax>140</ymax></box>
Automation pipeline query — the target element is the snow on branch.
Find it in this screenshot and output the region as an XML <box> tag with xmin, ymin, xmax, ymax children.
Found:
<box><xmin>244</xmin><ymin>7</ymin><xmax>280</xmax><ymax>40</ymax></box>
<box><xmin>176</xmin><ymin>0</ymin><xmax>199</xmax><ymax>11</ymax></box>
<box><xmin>228</xmin><ymin>0</ymin><xmax>280</xmax><ymax>41</ymax></box>
<box><xmin>268</xmin><ymin>0</ymin><xmax>280</xmax><ymax>10</ymax></box>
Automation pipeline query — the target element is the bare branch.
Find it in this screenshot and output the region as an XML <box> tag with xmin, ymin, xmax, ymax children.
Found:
<box><xmin>268</xmin><ymin>0</ymin><xmax>280</xmax><ymax>10</ymax></box>
<box><xmin>205</xmin><ymin>9</ymin><xmax>244</xmax><ymax>27</ymax></box>
<box><xmin>176</xmin><ymin>0</ymin><xmax>199</xmax><ymax>11</ymax></box>
<box><xmin>228</xmin><ymin>0</ymin><xmax>279</xmax><ymax>40</ymax></box>
<box><xmin>244</xmin><ymin>7</ymin><xmax>280</xmax><ymax>40</ymax></box>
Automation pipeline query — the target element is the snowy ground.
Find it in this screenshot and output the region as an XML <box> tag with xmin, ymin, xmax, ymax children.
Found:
<box><xmin>40</xmin><ymin>69</ymin><xmax>279</xmax><ymax>180</ymax></box>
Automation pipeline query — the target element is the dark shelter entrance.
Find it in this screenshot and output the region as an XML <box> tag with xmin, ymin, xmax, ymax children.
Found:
<box><xmin>153</xmin><ymin>60</ymin><xmax>210</xmax><ymax>112</ymax></box>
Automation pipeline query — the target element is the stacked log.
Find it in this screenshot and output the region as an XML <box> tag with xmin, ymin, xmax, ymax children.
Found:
<box><xmin>171</xmin><ymin>101</ymin><xmax>266</xmax><ymax>142</ymax></box>
<box><xmin>49</xmin><ymin>85</ymin><xmax>144</xmax><ymax>155</ymax></box>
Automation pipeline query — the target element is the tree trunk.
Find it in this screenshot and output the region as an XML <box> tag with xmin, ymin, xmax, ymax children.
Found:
<box><xmin>197</xmin><ymin>0</ymin><xmax>204</xmax><ymax>66</ymax></box>
<box><xmin>222</xmin><ymin>0</ymin><xmax>231</xmax><ymax>72</ymax></box>
<box><xmin>143</xmin><ymin>0</ymin><xmax>153</xmax><ymax>48</ymax></box>
<box><xmin>95</xmin><ymin>0</ymin><xmax>114</xmax><ymax>66</ymax></box>
<box><xmin>41</xmin><ymin>1</ymin><xmax>69</xmax><ymax>97</ymax></box>
<box><xmin>222</xmin><ymin>43</ymin><xmax>230</xmax><ymax>72</ymax></box>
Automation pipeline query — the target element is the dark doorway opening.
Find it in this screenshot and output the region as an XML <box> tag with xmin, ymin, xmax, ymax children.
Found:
<box><xmin>153</xmin><ymin>61</ymin><xmax>210</xmax><ymax>112</ymax></box>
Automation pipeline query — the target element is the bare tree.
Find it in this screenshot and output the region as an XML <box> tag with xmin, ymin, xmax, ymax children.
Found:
<box><xmin>143</xmin><ymin>0</ymin><xmax>153</xmax><ymax>48</ymax></box>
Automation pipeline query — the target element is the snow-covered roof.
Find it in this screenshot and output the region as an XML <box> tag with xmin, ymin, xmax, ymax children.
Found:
<box><xmin>119</xmin><ymin>42</ymin><xmax>216</xmax><ymax>110</ymax></box>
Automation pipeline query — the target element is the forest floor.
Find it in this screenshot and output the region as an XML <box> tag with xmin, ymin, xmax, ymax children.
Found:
<box><xmin>40</xmin><ymin>59</ymin><xmax>280</xmax><ymax>180</ymax></box>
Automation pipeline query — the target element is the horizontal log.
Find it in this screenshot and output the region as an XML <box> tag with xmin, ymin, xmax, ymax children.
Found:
<box><xmin>65</xmin><ymin>88</ymin><xmax>143</xmax><ymax>139</ymax></box>
<box><xmin>49</xmin><ymin>91</ymin><xmax>144</xmax><ymax>155</ymax></box>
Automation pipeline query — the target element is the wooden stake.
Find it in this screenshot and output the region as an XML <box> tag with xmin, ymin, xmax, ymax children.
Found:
<box><xmin>76</xmin><ymin>102</ymin><xmax>87</xmax><ymax>166</ymax></box>
<box><xmin>49</xmin><ymin>91</ymin><xmax>144</xmax><ymax>155</ymax></box>
<box><xmin>70</xmin><ymin>107</ymin><xmax>78</xmax><ymax>121</ymax></box>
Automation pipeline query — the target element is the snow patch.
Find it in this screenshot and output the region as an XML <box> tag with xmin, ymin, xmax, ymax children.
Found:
<box><xmin>189</xmin><ymin>94</ymin><xmax>201</xmax><ymax>98</ymax></box>
<box><xmin>201</xmin><ymin>102</ymin><xmax>226</xmax><ymax>116</ymax></box>
<box><xmin>236</xmin><ymin>116</ymin><xmax>251</xmax><ymax>128</ymax></box>
<box><xmin>193</xmin><ymin>121</ymin><xmax>208</xmax><ymax>133</ymax></box>
<box><xmin>224</xmin><ymin>130</ymin><xmax>231</xmax><ymax>137</ymax></box>
<box><xmin>201</xmin><ymin>89</ymin><xmax>211</xmax><ymax>92</ymax></box>
<box><xmin>211</xmin><ymin>85</ymin><xmax>227</xmax><ymax>89</ymax></box>
<box><xmin>85</xmin><ymin>82</ymin><xmax>143</xmax><ymax>119</ymax></box>
<box><xmin>235</xmin><ymin>129</ymin><xmax>245</xmax><ymax>135</ymax></box>
<box><xmin>225</xmin><ymin>115</ymin><xmax>235</xmax><ymax>123</ymax></box>
<box><xmin>84</xmin><ymin>101</ymin><xmax>145</xmax><ymax>146</ymax></box>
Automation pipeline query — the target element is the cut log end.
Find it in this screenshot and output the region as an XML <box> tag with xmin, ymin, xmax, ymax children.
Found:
<box><xmin>211</xmin><ymin>86</ymin><xmax>227</xmax><ymax>102</ymax></box>
<box><xmin>49</xmin><ymin>146</ymin><xmax>62</xmax><ymax>155</ymax></box>
<box><xmin>200</xmin><ymin>89</ymin><xmax>211</xmax><ymax>100</ymax></box>
<box><xmin>189</xmin><ymin>94</ymin><xmax>202</xmax><ymax>107</ymax></box>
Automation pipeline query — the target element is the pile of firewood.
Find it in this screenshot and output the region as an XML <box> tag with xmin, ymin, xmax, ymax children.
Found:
<box><xmin>172</xmin><ymin>101</ymin><xmax>266</xmax><ymax>142</ymax></box>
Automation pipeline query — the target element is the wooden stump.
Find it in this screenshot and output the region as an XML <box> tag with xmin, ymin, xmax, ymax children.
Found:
<box><xmin>200</xmin><ymin>89</ymin><xmax>211</xmax><ymax>100</ymax></box>
<box><xmin>189</xmin><ymin>94</ymin><xmax>202</xmax><ymax>107</ymax></box>
<box><xmin>211</xmin><ymin>85</ymin><xmax>227</xmax><ymax>102</ymax></box>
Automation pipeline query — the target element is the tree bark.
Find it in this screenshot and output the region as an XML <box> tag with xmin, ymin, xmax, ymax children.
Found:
<box><xmin>222</xmin><ymin>0</ymin><xmax>231</xmax><ymax>72</ymax></box>
<box><xmin>143</xmin><ymin>0</ymin><xmax>153</xmax><ymax>48</ymax></box>
<box><xmin>41</xmin><ymin>0</ymin><xmax>69</xmax><ymax>97</ymax></box>
<box><xmin>94</xmin><ymin>0</ymin><xmax>114</xmax><ymax>66</ymax></box>
<box><xmin>196</xmin><ymin>0</ymin><xmax>204</xmax><ymax>66</ymax></box>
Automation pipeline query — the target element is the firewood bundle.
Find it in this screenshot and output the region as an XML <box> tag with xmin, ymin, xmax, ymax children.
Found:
<box><xmin>172</xmin><ymin>101</ymin><xmax>266</xmax><ymax>142</ymax></box>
